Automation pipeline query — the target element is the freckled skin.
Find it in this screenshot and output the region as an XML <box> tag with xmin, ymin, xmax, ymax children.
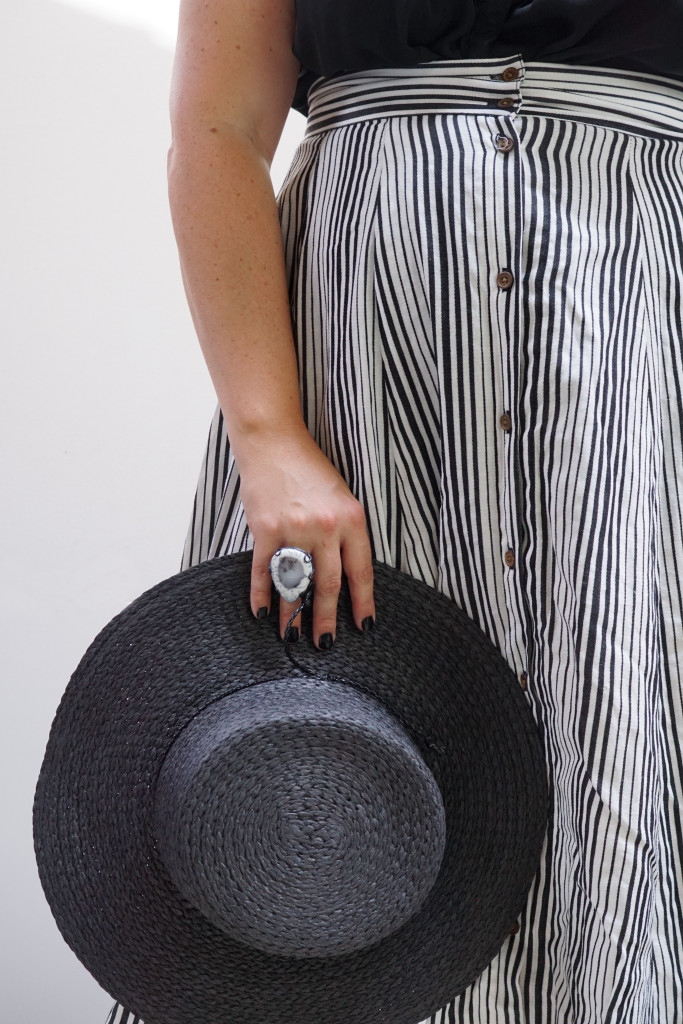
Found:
<box><xmin>166</xmin><ymin>0</ymin><xmax>374</xmax><ymax>649</ymax></box>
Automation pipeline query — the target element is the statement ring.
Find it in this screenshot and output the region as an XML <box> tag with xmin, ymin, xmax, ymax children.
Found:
<box><xmin>268</xmin><ymin>547</ymin><xmax>314</xmax><ymax>603</ymax></box>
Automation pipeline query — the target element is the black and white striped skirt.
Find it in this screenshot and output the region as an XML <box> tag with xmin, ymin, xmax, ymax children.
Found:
<box><xmin>108</xmin><ymin>55</ymin><xmax>683</xmax><ymax>1024</ymax></box>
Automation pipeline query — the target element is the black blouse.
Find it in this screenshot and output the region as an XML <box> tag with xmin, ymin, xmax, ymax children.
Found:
<box><xmin>291</xmin><ymin>0</ymin><xmax>683</xmax><ymax>117</ymax></box>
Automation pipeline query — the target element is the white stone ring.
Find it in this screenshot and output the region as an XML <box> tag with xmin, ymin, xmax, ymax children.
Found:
<box><xmin>268</xmin><ymin>547</ymin><xmax>314</xmax><ymax>604</ymax></box>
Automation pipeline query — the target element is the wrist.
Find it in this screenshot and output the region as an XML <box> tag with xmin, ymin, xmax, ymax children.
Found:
<box><xmin>227</xmin><ymin>414</ymin><xmax>312</xmax><ymax>461</ymax></box>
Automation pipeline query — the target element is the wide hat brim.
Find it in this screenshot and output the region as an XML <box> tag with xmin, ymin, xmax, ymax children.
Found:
<box><xmin>33</xmin><ymin>550</ymin><xmax>548</xmax><ymax>1024</ymax></box>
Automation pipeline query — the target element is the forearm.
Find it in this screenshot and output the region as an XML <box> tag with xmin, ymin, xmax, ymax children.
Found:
<box><xmin>168</xmin><ymin>123</ymin><xmax>307</xmax><ymax>463</ymax></box>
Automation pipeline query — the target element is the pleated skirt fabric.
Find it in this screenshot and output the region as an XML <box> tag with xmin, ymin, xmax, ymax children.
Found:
<box><xmin>108</xmin><ymin>55</ymin><xmax>683</xmax><ymax>1024</ymax></box>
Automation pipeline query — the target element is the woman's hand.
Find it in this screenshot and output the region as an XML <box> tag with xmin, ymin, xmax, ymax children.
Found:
<box><xmin>236</xmin><ymin>425</ymin><xmax>376</xmax><ymax>648</ymax></box>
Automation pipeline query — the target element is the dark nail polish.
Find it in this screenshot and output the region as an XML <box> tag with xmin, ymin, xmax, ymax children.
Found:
<box><xmin>257</xmin><ymin>606</ymin><xmax>269</xmax><ymax>620</ymax></box>
<box><xmin>285</xmin><ymin>626</ymin><xmax>299</xmax><ymax>643</ymax></box>
<box><xmin>361</xmin><ymin>616</ymin><xmax>375</xmax><ymax>631</ymax></box>
<box><xmin>319</xmin><ymin>632</ymin><xmax>334</xmax><ymax>650</ymax></box>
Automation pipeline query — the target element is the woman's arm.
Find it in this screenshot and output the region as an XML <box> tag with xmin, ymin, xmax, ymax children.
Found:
<box><xmin>168</xmin><ymin>0</ymin><xmax>305</xmax><ymax>457</ymax></box>
<box><xmin>168</xmin><ymin>0</ymin><xmax>376</xmax><ymax>646</ymax></box>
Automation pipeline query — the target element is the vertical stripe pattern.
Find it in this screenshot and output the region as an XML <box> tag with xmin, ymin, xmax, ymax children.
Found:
<box><xmin>109</xmin><ymin>55</ymin><xmax>683</xmax><ymax>1023</ymax></box>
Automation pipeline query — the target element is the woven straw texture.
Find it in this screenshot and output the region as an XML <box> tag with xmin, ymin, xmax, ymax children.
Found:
<box><xmin>33</xmin><ymin>550</ymin><xmax>548</xmax><ymax>1024</ymax></box>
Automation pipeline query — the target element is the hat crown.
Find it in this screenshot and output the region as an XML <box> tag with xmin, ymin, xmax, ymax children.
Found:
<box><xmin>153</xmin><ymin>677</ymin><xmax>448</xmax><ymax>958</ymax></box>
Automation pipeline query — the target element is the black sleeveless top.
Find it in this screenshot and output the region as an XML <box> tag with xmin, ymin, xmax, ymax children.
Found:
<box><xmin>291</xmin><ymin>0</ymin><xmax>683</xmax><ymax>116</ymax></box>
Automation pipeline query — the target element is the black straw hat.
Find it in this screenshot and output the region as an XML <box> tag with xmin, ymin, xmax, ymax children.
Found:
<box><xmin>33</xmin><ymin>550</ymin><xmax>548</xmax><ymax>1024</ymax></box>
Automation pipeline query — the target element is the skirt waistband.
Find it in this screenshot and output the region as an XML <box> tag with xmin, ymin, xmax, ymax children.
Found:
<box><xmin>303</xmin><ymin>55</ymin><xmax>683</xmax><ymax>141</ymax></box>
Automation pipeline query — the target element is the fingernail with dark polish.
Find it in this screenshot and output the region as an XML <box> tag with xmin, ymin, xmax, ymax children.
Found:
<box><xmin>257</xmin><ymin>606</ymin><xmax>269</xmax><ymax>620</ymax></box>
<box><xmin>319</xmin><ymin>632</ymin><xmax>334</xmax><ymax>650</ymax></box>
<box><xmin>361</xmin><ymin>616</ymin><xmax>375</xmax><ymax>632</ymax></box>
<box><xmin>286</xmin><ymin>626</ymin><xmax>299</xmax><ymax>643</ymax></box>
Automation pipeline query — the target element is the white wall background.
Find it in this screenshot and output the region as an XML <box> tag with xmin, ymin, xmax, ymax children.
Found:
<box><xmin>1</xmin><ymin>2</ymin><xmax>306</xmax><ymax>1020</ymax></box>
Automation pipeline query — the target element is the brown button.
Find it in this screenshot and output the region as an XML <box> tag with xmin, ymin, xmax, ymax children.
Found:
<box><xmin>497</xmin><ymin>96</ymin><xmax>516</xmax><ymax>108</ymax></box>
<box><xmin>497</xmin><ymin>270</ymin><xmax>514</xmax><ymax>289</ymax></box>
<box><xmin>510</xmin><ymin>920</ymin><xmax>520</xmax><ymax>935</ymax></box>
<box><xmin>519</xmin><ymin>672</ymin><xmax>528</xmax><ymax>690</ymax></box>
<box><xmin>502</xmin><ymin>66</ymin><xmax>520</xmax><ymax>81</ymax></box>
<box><xmin>495</xmin><ymin>134</ymin><xmax>514</xmax><ymax>152</ymax></box>
<box><xmin>500</xmin><ymin>412</ymin><xmax>512</xmax><ymax>432</ymax></box>
<box><xmin>504</xmin><ymin>549</ymin><xmax>515</xmax><ymax>568</ymax></box>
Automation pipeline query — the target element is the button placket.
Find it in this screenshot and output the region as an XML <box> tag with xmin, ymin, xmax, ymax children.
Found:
<box><xmin>488</xmin><ymin>66</ymin><xmax>529</xmax><ymax>680</ymax></box>
<box><xmin>502</xmin><ymin>175</ymin><xmax>533</xmax><ymax>691</ymax></box>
